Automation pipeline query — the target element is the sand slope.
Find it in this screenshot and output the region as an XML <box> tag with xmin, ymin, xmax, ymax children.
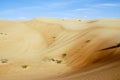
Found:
<box><xmin>0</xmin><ymin>18</ymin><xmax>120</xmax><ymax>80</ymax></box>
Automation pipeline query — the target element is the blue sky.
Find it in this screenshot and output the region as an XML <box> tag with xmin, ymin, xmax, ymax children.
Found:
<box><xmin>0</xmin><ymin>0</ymin><xmax>120</xmax><ymax>20</ymax></box>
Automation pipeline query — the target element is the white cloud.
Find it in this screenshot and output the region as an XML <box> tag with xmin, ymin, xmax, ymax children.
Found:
<box><xmin>0</xmin><ymin>9</ymin><xmax>14</xmax><ymax>15</ymax></box>
<box><xmin>17</xmin><ymin>17</ymin><xmax>27</xmax><ymax>20</ymax></box>
<box><xmin>72</xmin><ymin>8</ymin><xmax>98</xmax><ymax>14</ymax></box>
<box><xmin>19</xmin><ymin>6</ymin><xmax>43</xmax><ymax>10</ymax></box>
<box><xmin>48</xmin><ymin>2</ymin><xmax>70</xmax><ymax>7</ymax></box>
<box><xmin>21</xmin><ymin>1</ymin><xmax>74</xmax><ymax>10</ymax></box>
<box><xmin>74</xmin><ymin>8</ymin><xmax>94</xmax><ymax>11</ymax></box>
<box><xmin>94</xmin><ymin>3</ymin><xmax>120</xmax><ymax>7</ymax></box>
<box><xmin>84</xmin><ymin>16</ymin><xmax>88</xmax><ymax>18</ymax></box>
<box><xmin>75</xmin><ymin>8</ymin><xmax>89</xmax><ymax>11</ymax></box>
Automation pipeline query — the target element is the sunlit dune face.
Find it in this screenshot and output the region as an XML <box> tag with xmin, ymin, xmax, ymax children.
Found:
<box><xmin>0</xmin><ymin>21</ymin><xmax>47</xmax><ymax>56</ymax></box>
<box><xmin>0</xmin><ymin>21</ymin><xmax>49</xmax><ymax>80</ymax></box>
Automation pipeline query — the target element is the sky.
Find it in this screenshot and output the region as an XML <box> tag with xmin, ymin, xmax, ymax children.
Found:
<box><xmin>0</xmin><ymin>0</ymin><xmax>120</xmax><ymax>20</ymax></box>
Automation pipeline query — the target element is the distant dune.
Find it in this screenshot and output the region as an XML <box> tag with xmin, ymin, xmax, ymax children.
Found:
<box><xmin>0</xmin><ymin>18</ymin><xmax>120</xmax><ymax>80</ymax></box>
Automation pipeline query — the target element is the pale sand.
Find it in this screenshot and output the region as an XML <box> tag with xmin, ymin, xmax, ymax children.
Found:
<box><xmin>0</xmin><ymin>18</ymin><xmax>120</xmax><ymax>80</ymax></box>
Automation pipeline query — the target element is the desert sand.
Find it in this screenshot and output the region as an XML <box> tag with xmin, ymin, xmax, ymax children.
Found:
<box><xmin>0</xmin><ymin>18</ymin><xmax>120</xmax><ymax>80</ymax></box>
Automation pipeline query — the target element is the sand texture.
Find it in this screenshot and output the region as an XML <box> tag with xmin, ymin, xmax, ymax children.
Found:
<box><xmin>0</xmin><ymin>18</ymin><xmax>120</xmax><ymax>80</ymax></box>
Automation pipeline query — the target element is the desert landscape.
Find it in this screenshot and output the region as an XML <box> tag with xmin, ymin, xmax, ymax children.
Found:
<box><xmin>0</xmin><ymin>18</ymin><xmax>120</xmax><ymax>80</ymax></box>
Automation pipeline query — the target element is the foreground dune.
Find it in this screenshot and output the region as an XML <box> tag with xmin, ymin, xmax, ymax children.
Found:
<box><xmin>0</xmin><ymin>18</ymin><xmax>120</xmax><ymax>80</ymax></box>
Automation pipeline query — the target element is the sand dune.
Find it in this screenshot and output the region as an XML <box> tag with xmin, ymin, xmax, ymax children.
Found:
<box><xmin>0</xmin><ymin>18</ymin><xmax>120</xmax><ymax>80</ymax></box>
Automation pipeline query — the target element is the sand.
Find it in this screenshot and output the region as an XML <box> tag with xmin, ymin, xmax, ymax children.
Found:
<box><xmin>0</xmin><ymin>18</ymin><xmax>120</xmax><ymax>80</ymax></box>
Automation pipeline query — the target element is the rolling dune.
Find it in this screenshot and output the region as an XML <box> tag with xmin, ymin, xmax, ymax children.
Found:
<box><xmin>0</xmin><ymin>18</ymin><xmax>120</xmax><ymax>80</ymax></box>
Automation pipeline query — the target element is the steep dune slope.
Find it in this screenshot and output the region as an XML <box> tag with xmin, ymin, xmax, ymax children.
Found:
<box><xmin>0</xmin><ymin>18</ymin><xmax>120</xmax><ymax>80</ymax></box>
<box><xmin>65</xmin><ymin>26</ymin><xmax>120</xmax><ymax>70</ymax></box>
